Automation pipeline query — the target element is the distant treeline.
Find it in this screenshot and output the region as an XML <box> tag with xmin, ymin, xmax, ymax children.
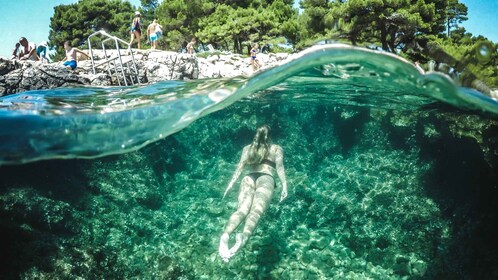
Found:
<box><xmin>49</xmin><ymin>0</ymin><xmax>497</xmax><ymax>87</ymax></box>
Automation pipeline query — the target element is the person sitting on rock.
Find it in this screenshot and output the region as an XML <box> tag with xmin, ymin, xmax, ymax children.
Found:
<box><xmin>61</xmin><ymin>41</ymin><xmax>89</xmax><ymax>70</ymax></box>
<box><xmin>19</xmin><ymin>37</ymin><xmax>39</xmax><ymax>61</ymax></box>
<box><xmin>219</xmin><ymin>125</ymin><xmax>288</xmax><ymax>262</ymax></box>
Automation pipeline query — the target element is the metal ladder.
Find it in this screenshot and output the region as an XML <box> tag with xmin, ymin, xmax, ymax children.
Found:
<box><xmin>88</xmin><ymin>30</ymin><xmax>140</xmax><ymax>86</ymax></box>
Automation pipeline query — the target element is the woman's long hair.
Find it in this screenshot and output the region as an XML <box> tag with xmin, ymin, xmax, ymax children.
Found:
<box><xmin>245</xmin><ymin>125</ymin><xmax>270</xmax><ymax>165</ymax></box>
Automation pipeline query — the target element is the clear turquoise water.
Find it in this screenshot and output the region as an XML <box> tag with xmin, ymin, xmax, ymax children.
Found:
<box><xmin>0</xmin><ymin>45</ymin><xmax>497</xmax><ymax>279</ymax></box>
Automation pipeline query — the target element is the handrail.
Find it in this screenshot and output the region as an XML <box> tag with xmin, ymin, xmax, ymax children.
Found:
<box><xmin>87</xmin><ymin>30</ymin><xmax>140</xmax><ymax>86</ymax></box>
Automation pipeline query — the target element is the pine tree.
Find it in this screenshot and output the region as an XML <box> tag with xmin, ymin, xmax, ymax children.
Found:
<box><xmin>49</xmin><ymin>0</ymin><xmax>135</xmax><ymax>60</ymax></box>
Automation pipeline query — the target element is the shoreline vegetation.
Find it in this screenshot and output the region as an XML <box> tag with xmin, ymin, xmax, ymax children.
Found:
<box><xmin>2</xmin><ymin>0</ymin><xmax>496</xmax><ymax>97</ymax></box>
<box><xmin>44</xmin><ymin>0</ymin><xmax>496</xmax><ymax>87</ymax></box>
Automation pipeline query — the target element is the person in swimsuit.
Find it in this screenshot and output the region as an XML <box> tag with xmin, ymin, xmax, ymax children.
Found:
<box><xmin>61</xmin><ymin>41</ymin><xmax>89</xmax><ymax>70</ymax></box>
<box><xmin>250</xmin><ymin>43</ymin><xmax>261</xmax><ymax>71</ymax></box>
<box><xmin>129</xmin><ymin>11</ymin><xmax>141</xmax><ymax>49</ymax></box>
<box><xmin>18</xmin><ymin>37</ymin><xmax>39</xmax><ymax>61</ymax></box>
<box><xmin>219</xmin><ymin>125</ymin><xmax>288</xmax><ymax>262</ymax></box>
<box><xmin>186</xmin><ymin>38</ymin><xmax>196</xmax><ymax>54</ymax></box>
<box><xmin>147</xmin><ymin>19</ymin><xmax>161</xmax><ymax>50</ymax></box>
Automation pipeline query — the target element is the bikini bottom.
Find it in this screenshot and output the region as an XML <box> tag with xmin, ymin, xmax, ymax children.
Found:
<box><xmin>246</xmin><ymin>172</ymin><xmax>275</xmax><ymax>187</ymax></box>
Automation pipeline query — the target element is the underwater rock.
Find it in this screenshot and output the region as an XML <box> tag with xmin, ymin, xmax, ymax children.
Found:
<box><xmin>0</xmin><ymin>188</ymin><xmax>75</xmax><ymax>233</ymax></box>
<box><xmin>157</xmin><ymin>255</ymin><xmax>187</xmax><ymax>279</ymax></box>
<box><xmin>394</xmin><ymin>255</ymin><xmax>411</xmax><ymax>276</ymax></box>
<box><xmin>203</xmin><ymin>198</ymin><xmax>224</xmax><ymax>216</ymax></box>
<box><xmin>135</xmin><ymin>192</ymin><xmax>164</xmax><ymax>210</ymax></box>
<box><xmin>309</xmin><ymin>232</ymin><xmax>328</xmax><ymax>250</ymax></box>
<box><xmin>410</xmin><ymin>259</ymin><xmax>428</xmax><ymax>277</ymax></box>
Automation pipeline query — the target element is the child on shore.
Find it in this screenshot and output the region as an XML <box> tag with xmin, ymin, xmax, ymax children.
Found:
<box><xmin>61</xmin><ymin>41</ymin><xmax>89</xmax><ymax>70</ymax></box>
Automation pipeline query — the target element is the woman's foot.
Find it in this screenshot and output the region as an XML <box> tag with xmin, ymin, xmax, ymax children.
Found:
<box><xmin>229</xmin><ymin>233</ymin><xmax>249</xmax><ymax>256</ymax></box>
<box><xmin>219</xmin><ymin>233</ymin><xmax>232</xmax><ymax>262</ymax></box>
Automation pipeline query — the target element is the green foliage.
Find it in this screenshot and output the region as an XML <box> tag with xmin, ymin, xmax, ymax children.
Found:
<box><xmin>49</xmin><ymin>0</ymin><xmax>135</xmax><ymax>60</ymax></box>
<box><xmin>138</xmin><ymin>0</ymin><xmax>159</xmax><ymax>23</ymax></box>
<box><xmin>440</xmin><ymin>38</ymin><xmax>498</xmax><ymax>87</ymax></box>
<box><xmin>299</xmin><ymin>0</ymin><xmax>330</xmax><ymax>35</ymax></box>
<box><xmin>446</xmin><ymin>0</ymin><xmax>468</xmax><ymax>37</ymax></box>
<box><xmin>46</xmin><ymin>0</ymin><xmax>497</xmax><ymax>88</ymax></box>
<box><xmin>195</xmin><ymin>0</ymin><xmax>298</xmax><ymax>53</ymax></box>
<box><xmin>153</xmin><ymin>0</ymin><xmax>297</xmax><ymax>53</ymax></box>
<box><xmin>326</xmin><ymin>0</ymin><xmax>448</xmax><ymax>52</ymax></box>
<box><xmin>155</xmin><ymin>0</ymin><xmax>215</xmax><ymax>51</ymax></box>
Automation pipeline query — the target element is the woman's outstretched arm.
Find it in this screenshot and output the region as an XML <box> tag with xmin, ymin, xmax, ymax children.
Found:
<box><xmin>223</xmin><ymin>146</ymin><xmax>248</xmax><ymax>199</ymax></box>
<box><xmin>275</xmin><ymin>146</ymin><xmax>288</xmax><ymax>202</ymax></box>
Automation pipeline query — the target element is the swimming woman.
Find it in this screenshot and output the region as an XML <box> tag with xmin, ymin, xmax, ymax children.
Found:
<box><xmin>219</xmin><ymin>125</ymin><xmax>288</xmax><ymax>262</ymax></box>
<box><xmin>129</xmin><ymin>11</ymin><xmax>141</xmax><ymax>49</ymax></box>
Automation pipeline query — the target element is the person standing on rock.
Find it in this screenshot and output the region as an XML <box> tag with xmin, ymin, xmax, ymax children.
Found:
<box><xmin>250</xmin><ymin>43</ymin><xmax>261</xmax><ymax>71</ymax></box>
<box><xmin>61</xmin><ymin>41</ymin><xmax>89</xmax><ymax>70</ymax></box>
<box><xmin>129</xmin><ymin>11</ymin><xmax>142</xmax><ymax>49</ymax></box>
<box><xmin>147</xmin><ymin>19</ymin><xmax>161</xmax><ymax>50</ymax></box>
<box><xmin>19</xmin><ymin>37</ymin><xmax>39</xmax><ymax>61</ymax></box>
<box><xmin>186</xmin><ymin>38</ymin><xmax>196</xmax><ymax>54</ymax></box>
<box><xmin>219</xmin><ymin>125</ymin><xmax>288</xmax><ymax>262</ymax></box>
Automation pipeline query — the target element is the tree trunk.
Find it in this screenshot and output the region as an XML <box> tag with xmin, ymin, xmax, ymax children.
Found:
<box><xmin>380</xmin><ymin>26</ymin><xmax>388</xmax><ymax>51</ymax></box>
<box><xmin>447</xmin><ymin>18</ymin><xmax>451</xmax><ymax>37</ymax></box>
<box><xmin>388</xmin><ymin>28</ymin><xmax>397</xmax><ymax>53</ymax></box>
<box><xmin>233</xmin><ymin>37</ymin><xmax>239</xmax><ymax>54</ymax></box>
<box><xmin>236</xmin><ymin>38</ymin><xmax>242</xmax><ymax>54</ymax></box>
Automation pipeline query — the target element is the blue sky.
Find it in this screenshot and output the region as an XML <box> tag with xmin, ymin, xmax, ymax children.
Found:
<box><xmin>0</xmin><ymin>0</ymin><xmax>142</xmax><ymax>58</ymax></box>
<box><xmin>459</xmin><ymin>0</ymin><xmax>498</xmax><ymax>42</ymax></box>
<box><xmin>1</xmin><ymin>0</ymin><xmax>497</xmax><ymax>58</ymax></box>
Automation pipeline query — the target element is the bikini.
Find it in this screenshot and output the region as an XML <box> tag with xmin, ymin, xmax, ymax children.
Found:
<box><xmin>246</xmin><ymin>159</ymin><xmax>276</xmax><ymax>184</ymax></box>
<box><xmin>251</xmin><ymin>49</ymin><xmax>258</xmax><ymax>60</ymax></box>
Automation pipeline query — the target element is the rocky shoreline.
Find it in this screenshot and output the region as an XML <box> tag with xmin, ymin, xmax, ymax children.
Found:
<box><xmin>0</xmin><ymin>49</ymin><xmax>290</xmax><ymax>96</ymax></box>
